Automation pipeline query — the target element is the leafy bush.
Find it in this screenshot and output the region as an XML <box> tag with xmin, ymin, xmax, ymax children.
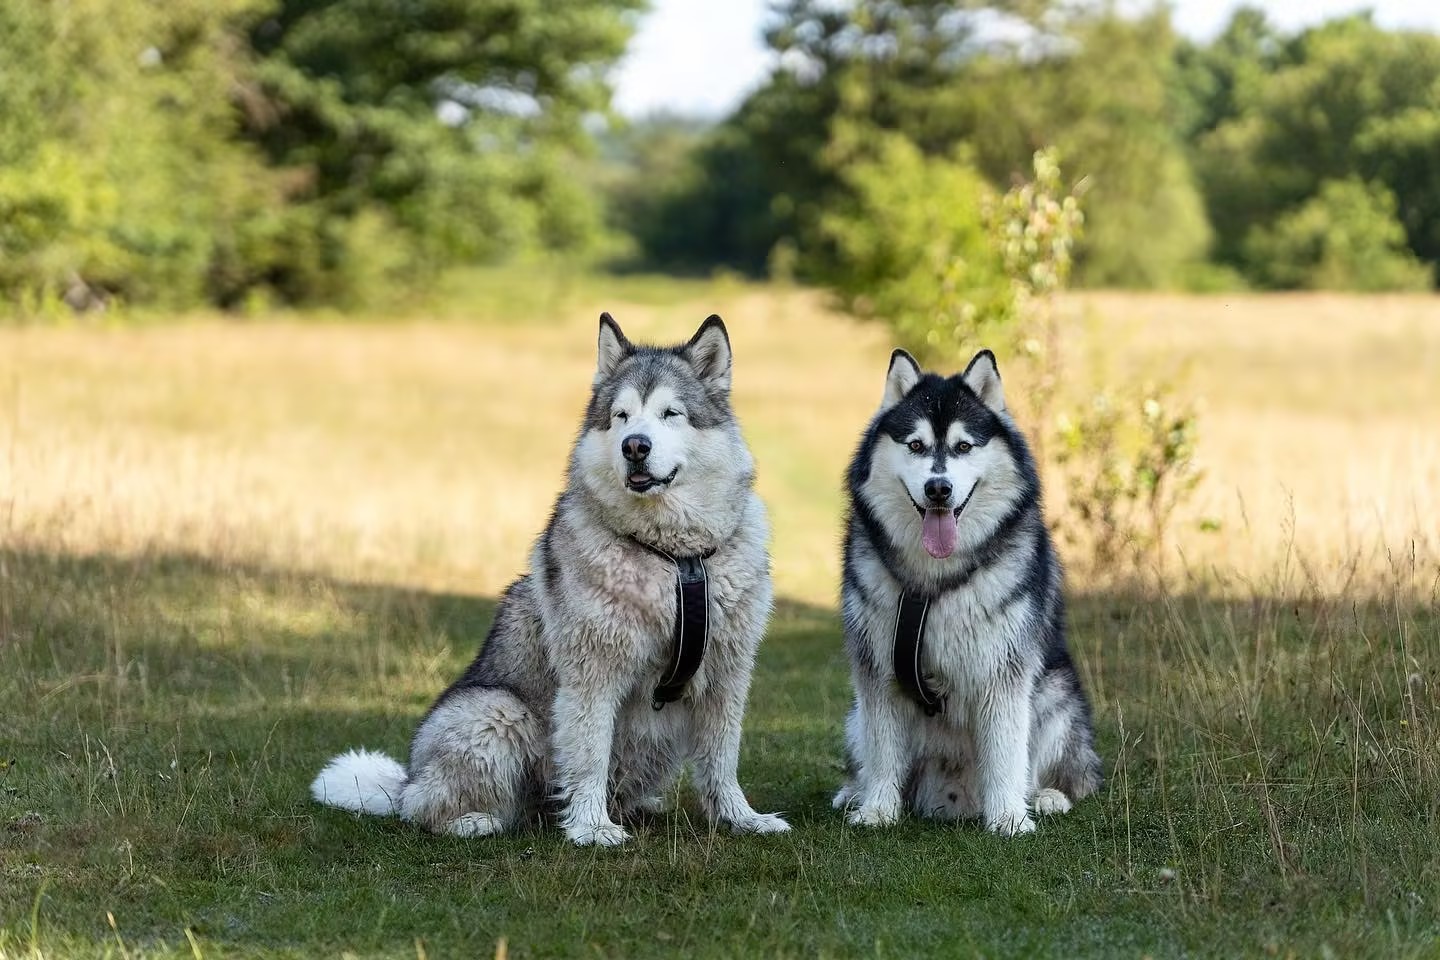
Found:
<box><xmin>1243</xmin><ymin>178</ymin><xmax>1433</xmax><ymax>291</ymax></box>
<box><xmin>1054</xmin><ymin>386</ymin><xmax>1203</xmax><ymax>570</ymax></box>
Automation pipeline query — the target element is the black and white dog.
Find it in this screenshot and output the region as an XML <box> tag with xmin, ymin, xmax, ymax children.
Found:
<box><xmin>833</xmin><ymin>348</ymin><xmax>1101</xmax><ymax>835</ymax></box>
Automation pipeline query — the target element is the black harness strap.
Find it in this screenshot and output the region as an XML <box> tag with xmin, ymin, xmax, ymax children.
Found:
<box><xmin>630</xmin><ymin>537</ymin><xmax>715</xmax><ymax>710</ymax></box>
<box><xmin>893</xmin><ymin>590</ymin><xmax>944</xmax><ymax>716</ymax></box>
<box><xmin>890</xmin><ymin>479</ymin><xmax>983</xmax><ymax>716</ymax></box>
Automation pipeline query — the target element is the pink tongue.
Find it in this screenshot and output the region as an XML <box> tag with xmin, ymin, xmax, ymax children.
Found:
<box><xmin>922</xmin><ymin>508</ymin><xmax>957</xmax><ymax>559</ymax></box>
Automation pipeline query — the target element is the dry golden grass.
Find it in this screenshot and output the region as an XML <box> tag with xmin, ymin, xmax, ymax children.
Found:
<box><xmin>1</xmin><ymin>284</ymin><xmax>1437</xmax><ymax>604</ymax></box>
<box><xmin>1069</xmin><ymin>291</ymin><xmax>1440</xmax><ymax>586</ymax></box>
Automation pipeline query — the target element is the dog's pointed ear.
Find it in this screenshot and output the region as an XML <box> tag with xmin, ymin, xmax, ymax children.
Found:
<box><xmin>962</xmin><ymin>349</ymin><xmax>1005</xmax><ymax>412</ymax></box>
<box><xmin>683</xmin><ymin>314</ymin><xmax>732</xmax><ymax>392</ymax></box>
<box><xmin>596</xmin><ymin>312</ymin><xmax>631</xmax><ymax>381</ymax></box>
<box><xmin>881</xmin><ymin>349</ymin><xmax>922</xmax><ymax>410</ymax></box>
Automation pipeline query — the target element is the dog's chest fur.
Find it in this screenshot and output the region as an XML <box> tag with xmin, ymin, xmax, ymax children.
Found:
<box><xmin>536</xmin><ymin>492</ymin><xmax>771</xmax><ymax>691</ymax></box>
<box><xmin>847</xmin><ymin>536</ymin><xmax>1036</xmax><ymax>705</ymax></box>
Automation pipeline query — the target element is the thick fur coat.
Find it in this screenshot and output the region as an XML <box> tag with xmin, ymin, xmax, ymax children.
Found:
<box><xmin>833</xmin><ymin>348</ymin><xmax>1102</xmax><ymax>835</ymax></box>
<box><xmin>312</xmin><ymin>314</ymin><xmax>788</xmax><ymax>846</ymax></box>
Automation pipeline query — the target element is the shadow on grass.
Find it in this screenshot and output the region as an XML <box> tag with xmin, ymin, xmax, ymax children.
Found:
<box><xmin>1</xmin><ymin>547</ymin><xmax>1437</xmax><ymax>958</ymax></box>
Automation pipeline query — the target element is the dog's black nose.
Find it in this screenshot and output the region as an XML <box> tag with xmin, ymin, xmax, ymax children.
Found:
<box><xmin>621</xmin><ymin>434</ymin><xmax>651</xmax><ymax>463</ymax></box>
<box><xmin>923</xmin><ymin>477</ymin><xmax>953</xmax><ymax>504</ymax></box>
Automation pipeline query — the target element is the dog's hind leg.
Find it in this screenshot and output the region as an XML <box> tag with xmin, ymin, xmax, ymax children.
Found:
<box><xmin>441</xmin><ymin>812</ymin><xmax>508</xmax><ymax>837</ymax></box>
<box><xmin>400</xmin><ymin>687</ymin><xmax>544</xmax><ymax>836</ymax></box>
<box><xmin>1028</xmin><ymin>667</ymin><xmax>1102</xmax><ymax>814</ymax></box>
<box><xmin>615</xmin><ymin>771</ymin><xmax>679</xmax><ymax>821</ymax></box>
<box><xmin>1032</xmin><ymin>788</ymin><xmax>1072</xmax><ymax>815</ymax></box>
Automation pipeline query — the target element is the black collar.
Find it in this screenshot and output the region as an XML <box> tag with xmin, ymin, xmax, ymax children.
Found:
<box><xmin>629</xmin><ymin>536</ymin><xmax>716</xmax><ymax>710</ymax></box>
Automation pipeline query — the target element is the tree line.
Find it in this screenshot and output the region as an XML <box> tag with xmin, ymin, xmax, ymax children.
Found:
<box><xmin>612</xmin><ymin>2</ymin><xmax>1440</xmax><ymax>293</ymax></box>
<box><xmin>0</xmin><ymin>0</ymin><xmax>641</xmax><ymax>312</ymax></box>
<box><xmin>3</xmin><ymin>1</ymin><xmax>1438</xmax><ymax>313</ymax></box>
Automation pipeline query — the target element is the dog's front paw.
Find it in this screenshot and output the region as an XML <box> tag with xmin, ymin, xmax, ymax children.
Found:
<box><xmin>729</xmin><ymin>811</ymin><xmax>791</xmax><ymax>835</ymax></box>
<box><xmin>566</xmin><ymin>820</ymin><xmax>631</xmax><ymax>847</ymax></box>
<box><xmin>443</xmin><ymin>812</ymin><xmax>505</xmax><ymax>838</ymax></box>
<box><xmin>847</xmin><ymin>800</ymin><xmax>901</xmax><ymax>827</ymax></box>
<box><xmin>1032</xmin><ymin>788</ymin><xmax>1072</xmax><ymax>816</ymax></box>
<box><xmin>985</xmin><ymin>810</ymin><xmax>1036</xmax><ymax>837</ymax></box>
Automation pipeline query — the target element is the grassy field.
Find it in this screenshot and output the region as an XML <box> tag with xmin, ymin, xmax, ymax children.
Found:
<box><xmin>1</xmin><ymin>277</ymin><xmax>1438</xmax><ymax>957</ymax></box>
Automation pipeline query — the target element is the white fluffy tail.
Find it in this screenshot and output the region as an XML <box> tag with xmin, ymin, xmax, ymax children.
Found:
<box><xmin>311</xmin><ymin>748</ymin><xmax>407</xmax><ymax>816</ymax></box>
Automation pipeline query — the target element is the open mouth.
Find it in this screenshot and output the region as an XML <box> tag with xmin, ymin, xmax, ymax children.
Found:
<box><xmin>626</xmin><ymin>466</ymin><xmax>680</xmax><ymax>493</ymax></box>
<box><xmin>904</xmin><ymin>479</ymin><xmax>979</xmax><ymax>560</ymax></box>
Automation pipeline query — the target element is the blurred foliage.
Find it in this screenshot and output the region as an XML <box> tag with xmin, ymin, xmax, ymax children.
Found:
<box><xmin>624</xmin><ymin>1</ymin><xmax>1209</xmax><ymax>288</ymax></box>
<box><xmin>1190</xmin><ymin>12</ymin><xmax>1440</xmax><ymax>287</ymax></box>
<box><xmin>0</xmin><ymin>0</ymin><xmax>641</xmax><ymax>314</ymax></box>
<box><xmin>245</xmin><ymin>0</ymin><xmax>640</xmax><ymax>282</ymax></box>
<box><xmin>0</xmin><ymin>0</ymin><xmax>282</xmax><ymax>311</ymax></box>
<box><xmin>5</xmin><ymin>0</ymin><xmax>1440</xmax><ymax>312</ymax></box>
<box><xmin>619</xmin><ymin>2</ymin><xmax>1440</xmax><ymax>293</ymax></box>
<box><xmin>1242</xmin><ymin>178</ymin><xmax>1432</xmax><ymax>292</ymax></box>
<box><xmin>819</xmin><ymin>136</ymin><xmax>1010</xmax><ymax>357</ymax></box>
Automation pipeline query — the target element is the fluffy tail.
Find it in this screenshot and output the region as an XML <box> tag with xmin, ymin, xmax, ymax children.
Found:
<box><xmin>311</xmin><ymin>749</ymin><xmax>407</xmax><ymax>816</ymax></box>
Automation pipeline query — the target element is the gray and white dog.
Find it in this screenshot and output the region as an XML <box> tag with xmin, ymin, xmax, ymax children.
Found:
<box><xmin>312</xmin><ymin>314</ymin><xmax>789</xmax><ymax>846</ymax></box>
<box><xmin>833</xmin><ymin>348</ymin><xmax>1101</xmax><ymax>836</ymax></box>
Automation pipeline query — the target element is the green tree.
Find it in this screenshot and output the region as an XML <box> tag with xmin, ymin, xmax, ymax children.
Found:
<box><xmin>244</xmin><ymin>0</ymin><xmax>644</xmax><ymax>283</ymax></box>
<box><xmin>1170</xmin><ymin>6</ymin><xmax>1281</xmax><ymax>141</ymax></box>
<box><xmin>638</xmin><ymin>1</ymin><xmax>1210</xmax><ymax>288</ymax></box>
<box><xmin>1</xmin><ymin>0</ymin><xmax>643</xmax><ymax>313</ymax></box>
<box><xmin>819</xmin><ymin>135</ymin><xmax>1011</xmax><ymax>357</ymax></box>
<box><xmin>1024</xmin><ymin>11</ymin><xmax>1210</xmax><ymax>287</ymax></box>
<box><xmin>1242</xmin><ymin>178</ymin><xmax>1431</xmax><ymax>291</ymax></box>
<box><xmin>600</xmin><ymin>113</ymin><xmax>782</xmax><ymax>275</ymax></box>
<box><xmin>1193</xmin><ymin>13</ymin><xmax>1440</xmax><ymax>284</ymax></box>
<box><xmin>627</xmin><ymin>63</ymin><xmax>845</xmax><ymax>275</ymax></box>
<box><xmin>0</xmin><ymin>0</ymin><xmax>283</xmax><ymax>309</ymax></box>
<box><xmin>594</xmin><ymin>115</ymin><xmax>709</xmax><ymax>266</ymax></box>
<box><xmin>1357</xmin><ymin>108</ymin><xmax>1440</xmax><ymax>273</ymax></box>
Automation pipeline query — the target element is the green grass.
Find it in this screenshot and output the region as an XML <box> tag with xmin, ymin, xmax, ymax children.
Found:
<box><xmin>3</xmin><ymin>547</ymin><xmax>1437</xmax><ymax>958</ymax></box>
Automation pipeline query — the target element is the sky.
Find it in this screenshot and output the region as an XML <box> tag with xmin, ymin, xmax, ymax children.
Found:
<box><xmin>612</xmin><ymin>0</ymin><xmax>1440</xmax><ymax>118</ymax></box>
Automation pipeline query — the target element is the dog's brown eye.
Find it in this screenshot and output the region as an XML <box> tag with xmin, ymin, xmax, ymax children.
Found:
<box><xmin>956</xmin><ymin>441</ymin><xmax>972</xmax><ymax>454</ymax></box>
<box><xmin>907</xmin><ymin>440</ymin><xmax>926</xmax><ymax>454</ymax></box>
<box><xmin>613</xmin><ymin>411</ymin><xmax>629</xmax><ymax>423</ymax></box>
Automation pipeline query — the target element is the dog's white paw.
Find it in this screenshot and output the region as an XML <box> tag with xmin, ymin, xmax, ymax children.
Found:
<box><xmin>831</xmin><ymin>783</ymin><xmax>856</xmax><ymax>810</ymax></box>
<box><xmin>986</xmin><ymin>810</ymin><xmax>1037</xmax><ymax>837</ymax></box>
<box><xmin>566</xmin><ymin>820</ymin><xmax>631</xmax><ymax>847</ymax></box>
<box><xmin>1033</xmin><ymin>788</ymin><xmax>1072</xmax><ymax>816</ymax></box>
<box><xmin>729</xmin><ymin>812</ymin><xmax>791</xmax><ymax>835</ymax></box>
<box><xmin>443</xmin><ymin>812</ymin><xmax>505</xmax><ymax>838</ymax></box>
<box><xmin>847</xmin><ymin>801</ymin><xmax>901</xmax><ymax>828</ymax></box>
